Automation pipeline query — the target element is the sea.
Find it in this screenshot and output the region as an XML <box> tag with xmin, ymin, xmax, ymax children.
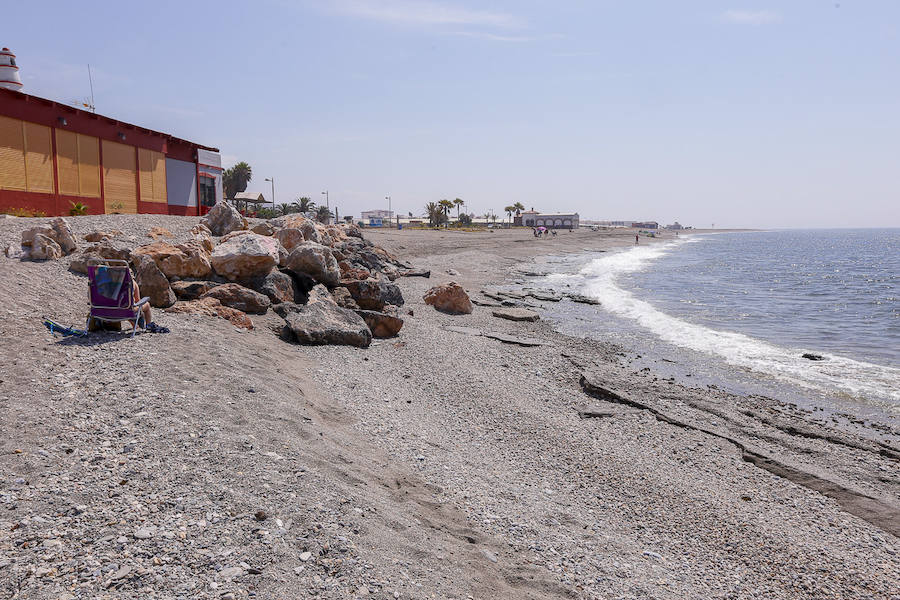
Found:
<box><xmin>526</xmin><ymin>229</ymin><xmax>900</xmax><ymax>430</ymax></box>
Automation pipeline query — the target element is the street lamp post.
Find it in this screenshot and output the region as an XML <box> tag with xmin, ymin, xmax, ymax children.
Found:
<box><xmin>264</xmin><ymin>177</ymin><xmax>275</xmax><ymax>213</ymax></box>
<box><xmin>321</xmin><ymin>190</ymin><xmax>329</xmax><ymax>224</ymax></box>
<box><xmin>385</xmin><ymin>196</ymin><xmax>391</xmax><ymax>228</ymax></box>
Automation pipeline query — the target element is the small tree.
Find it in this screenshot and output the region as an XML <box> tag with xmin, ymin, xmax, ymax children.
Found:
<box><xmin>424</xmin><ymin>202</ymin><xmax>443</xmax><ymax>227</ymax></box>
<box><xmin>453</xmin><ymin>198</ymin><xmax>464</xmax><ymax>220</ymax></box>
<box><xmin>315</xmin><ymin>205</ymin><xmax>332</xmax><ymax>224</ymax></box>
<box><xmin>504</xmin><ymin>205</ymin><xmax>516</xmax><ymax>226</ymax></box>
<box><xmin>438</xmin><ymin>199</ymin><xmax>454</xmax><ymax>224</ymax></box>
<box><xmin>513</xmin><ymin>201</ymin><xmax>524</xmax><ymax>216</ymax></box>
<box><xmin>223</xmin><ymin>161</ymin><xmax>252</xmax><ymax>209</ymax></box>
<box><xmin>294</xmin><ymin>197</ymin><xmax>316</xmax><ymax>215</ymax></box>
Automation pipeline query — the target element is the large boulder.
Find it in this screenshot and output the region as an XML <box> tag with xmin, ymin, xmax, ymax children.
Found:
<box><xmin>356</xmin><ymin>309</ymin><xmax>403</xmax><ymax>338</ymax></box>
<box><xmin>424</xmin><ymin>282</ymin><xmax>473</xmax><ymax>315</ymax></box>
<box><xmin>171</xmin><ymin>280</ymin><xmax>218</xmax><ymax>300</ymax></box>
<box><xmin>284</xmin><ymin>242</ymin><xmax>341</xmax><ymax>287</ymax></box>
<box><xmin>242</xmin><ymin>270</ymin><xmax>298</xmax><ymax>304</ymax></box>
<box><xmin>332</xmin><ymin>286</ymin><xmax>359</xmax><ymax>309</ymax></box>
<box><xmin>202</xmin><ymin>202</ymin><xmax>248</xmax><ymax>236</ymax></box>
<box><xmin>201</xmin><ymin>283</ymin><xmax>270</xmax><ymax>314</ymax></box>
<box><xmin>278</xmin><ymin>301</ymin><xmax>371</xmax><ymax>348</ymax></box>
<box><xmin>83</xmin><ymin>230</ymin><xmax>120</xmax><ymax>243</ymax></box>
<box><xmin>26</xmin><ymin>234</ymin><xmax>63</xmax><ymax>260</ymax></box>
<box><xmin>252</xmin><ymin>222</ymin><xmax>276</xmax><ymax>236</ymax></box>
<box><xmin>165</xmin><ymin>297</ymin><xmax>253</xmax><ymax>330</ymax></box>
<box><xmin>345</xmin><ymin>278</ymin><xmax>404</xmax><ymax>311</ymax></box>
<box><xmin>147</xmin><ymin>226</ymin><xmax>173</xmax><ymax>240</ymax></box>
<box><xmin>272</xmin><ymin>215</ymin><xmax>320</xmax><ymax>244</ymax></box>
<box><xmin>210</xmin><ymin>233</ymin><xmax>281</xmax><ymax>281</ymax></box>
<box><xmin>132</xmin><ymin>241</ymin><xmax>211</xmax><ymax>279</ymax></box>
<box><xmin>132</xmin><ymin>254</ymin><xmax>176</xmax><ymax>308</ymax></box>
<box><xmin>50</xmin><ymin>218</ymin><xmax>77</xmax><ymax>254</ymax></box>
<box><xmin>69</xmin><ymin>240</ymin><xmax>133</xmax><ymax>273</ymax></box>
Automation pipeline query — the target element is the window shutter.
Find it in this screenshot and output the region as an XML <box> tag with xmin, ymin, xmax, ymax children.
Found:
<box><xmin>0</xmin><ymin>116</ymin><xmax>26</xmax><ymax>191</ymax></box>
<box><xmin>23</xmin><ymin>122</ymin><xmax>54</xmax><ymax>193</ymax></box>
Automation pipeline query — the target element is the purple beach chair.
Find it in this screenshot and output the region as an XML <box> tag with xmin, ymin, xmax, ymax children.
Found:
<box><xmin>86</xmin><ymin>259</ymin><xmax>149</xmax><ymax>337</ymax></box>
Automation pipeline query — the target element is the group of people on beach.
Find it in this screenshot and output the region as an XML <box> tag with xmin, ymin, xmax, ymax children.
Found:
<box><xmin>532</xmin><ymin>227</ymin><xmax>556</xmax><ymax>238</ymax></box>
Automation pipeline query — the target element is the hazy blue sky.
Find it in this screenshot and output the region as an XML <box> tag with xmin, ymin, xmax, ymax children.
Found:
<box><xmin>6</xmin><ymin>1</ymin><xmax>899</xmax><ymax>227</ymax></box>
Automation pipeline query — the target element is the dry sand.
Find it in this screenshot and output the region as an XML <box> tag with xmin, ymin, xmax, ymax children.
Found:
<box><xmin>1</xmin><ymin>216</ymin><xmax>898</xmax><ymax>599</ymax></box>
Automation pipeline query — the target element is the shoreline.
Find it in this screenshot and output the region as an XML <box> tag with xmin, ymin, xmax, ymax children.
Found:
<box><xmin>2</xmin><ymin>217</ymin><xmax>898</xmax><ymax>598</ymax></box>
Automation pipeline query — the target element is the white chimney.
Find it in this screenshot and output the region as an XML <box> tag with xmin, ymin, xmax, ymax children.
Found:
<box><xmin>0</xmin><ymin>47</ymin><xmax>23</xmax><ymax>91</ymax></box>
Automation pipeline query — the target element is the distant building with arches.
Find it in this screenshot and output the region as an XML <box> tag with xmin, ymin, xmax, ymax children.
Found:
<box><xmin>521</xmin><ymin>212</ymin><xmax>579</xmax><ymax>230</ymax></box>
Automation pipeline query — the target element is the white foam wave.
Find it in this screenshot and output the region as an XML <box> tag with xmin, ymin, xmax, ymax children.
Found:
<box><xmin>574</xmin><ymin>239</ymin><xmax>900</xmax><ymax>408</ymax></box>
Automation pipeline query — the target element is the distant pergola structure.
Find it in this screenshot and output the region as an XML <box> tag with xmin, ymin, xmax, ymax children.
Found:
<box><xmin>232</xmin><ymin>191</ymin><xmax>266</xmax><ymax>212</ymax></box>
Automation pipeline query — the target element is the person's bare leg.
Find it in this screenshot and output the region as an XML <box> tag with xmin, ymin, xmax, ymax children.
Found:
<box><xmin>130</xmin><ymin>281</ymin><xmax>152</xmax><ymax>328</ymax></box>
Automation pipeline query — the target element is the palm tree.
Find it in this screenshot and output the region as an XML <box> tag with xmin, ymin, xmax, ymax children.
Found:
<box><xmin>294</xmin><ymin>197</ymin><xmax>316</xmax><ymax>215</ymax></box>
<box><xmin>513</xmin><ymin>201</ymin><xmax>525</xmax><ymax>216</ymax></box>
<box><xmin>223</xmin><ymin>161</ymin><xmax>252</xmax><ymax>209</ymax></box>
<box><xmin>424</xmin><ymin>202</ymin><xmax>441</xmax><ymax>227</ymax></box>
<box><xmin>315</xmin><ymin>205</ymin><xmax>332</xmax><ymax>224</ymax></box>
<box><xmin>453</xmin><ymin>198</ymin><xmax>464</xmax><ymax>220</ymax></box>
<box><xmin>504</xmin><ymin>205</ymin><xmax>516</xmax><ymax>227</ymax></box>
<box><xmin>438</xmin><ymin>199</ymin><xmax>454</xmax><ymax>224</ymax></box>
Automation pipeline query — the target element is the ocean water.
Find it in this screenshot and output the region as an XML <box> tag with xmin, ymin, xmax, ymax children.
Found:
<box><xmin>532</xmin><ymin>229</ymin><xmax>900</xmax><ymax>418</ymax></box>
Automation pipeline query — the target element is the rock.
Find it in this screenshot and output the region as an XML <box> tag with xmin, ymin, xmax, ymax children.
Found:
<box><xmin>356</xmin><ymin>309</ymin><xmax>404</xmax><ymax>338</ymax></box>
<box><xmin>220</xmin><ymin>229</ymin><xmax>254</xmax><ymax>243</ymax></box>
<box><xmin>447</xmin><ymin>268</ymin><xmax>459</xmax><ymax>276</ymax></box>
<box><xmin>280</xmin><ymin>301</ymin><xmax>372</xmax><ymax>347</ymax></box>
<box><xmin>284</xmin><ymin>242</ymin><xmax>341</xmax><ymax>287</ymax></box>
<box><xmin>166</xmin><ymin>297</ymin><xmax>253</xmax><ymax>330</ymax></box>
<box><xmin>4</xmin><ymin>244</ymin><xmax>23</xmax><ymax>259</ymax></box>
<box><xmin>471</xmin><ymin>297</ymin><xmax>501</xmax><ymax>307</ymax></box>
<box><xmin>251</xmin><ymin>222</ymin><xmax>276</xmax><ymax>236</ymax></box>
<box><xmin>83</xmin><ymin>230</ymin><xmax>116</xmax><ymax>243</ymax></box>
<box><xmin>423</xmin><ymin>282</ymin><xmax>472</xmax><ymax>315</ymax></box>
<box><xmin>211</xmin><ymin>233</ymin><xmax>281</xmax><ymax>281</ymax></box>
<box><xmin>338</xmin><ymin>261</ymin><xmax>371</xmax><ymax>281</ymax></box>
<box><xmin>201</xmin><ymin>283</ymin><xmax>271</xmax><ymax>314</ymax></box>
<box><xmin>243</xmin><ymin>270</ymin><xmax>298</xmax><ymax>304</ymax></box>
<box><xmin>569</xmin><ymin>294</ymin><xmax>600</xmax><ymax>305</ymax></box>
<box><xmin>345</xmin><ymin>278</ymin><xmax>404</xmax><ymax>311</ymax></box>
<box><xmin>332</xmin><ymin>286</ymin><xmax>360</xmax><ymax>309</ymax></box>
<box><xmin>218</xmin><ymin>566</ymin><xmax>244</xmax><ymax>580</ymax></box>
<box><xmin>50</xmin><ymin>218</ymin><xmax>77</xmax><ymax>254</ymax></box>
<box><xmin>202</xmin><ymin>202</ymin><xmax>248</xmax><ymax>236</ymax></box>
<box><xmin>400</xmin><ymin>269</ymin><xmax>430</xmax><ymax>278</ymax></box>
<box><xmin>22</xmin><ymin>225</ymin><xmax>58</xmax><ymax>247</ymax></box>
<box><xmin>68</xmin><ymin>240</ymin><xmax>133</xmax><ymax>273</ymax></box>
<box><xmin>299</xmin><ymin>551</ymin><xmax>312</xmax><ymax>562</ymax></box>
<box><xmin>483</xmin><ymin>332</ymin><xmax>547</xmax><ymax>346</ymax></box>
<box><xmin>254</xmin><ymin>510</ymin><xmax>268</xmax><ymax>521</ymax></box>
<box><xmin>132</xmin><ymin>241</ymin><xmax>211</xmax><ymax>279</ymax></box>
<box><xmin>526</xmin><ymin>289</ymin><xmax>562</xmax><ymax>302</ymax></box>
<box><xmin>802</xmin><ymin>353</ymin><xmax>826</xmax><ymax>361</ymax></box>
<box><xmin>274</xmin><ymin>227</ymin><xmax>305</xmax><ymax>251</ymax></box>
<box><xmin>191</xmin><ymin>223</ymin><xmax>212</xmax><ymax>237</ymax></box>
<box><xmin>444</xmin><ymin>326</ymin><xmax>482</xmax><ymax>336</ymax></box>
<box><xmin>492</xmin><ymin>308</ymin><xmax>539</xmax><ymax>322</ymax></box>
<box><xmin>171</xmin><ymin>280</ymin><xmax>218</xmax><ymax>300</ymax></box>
<box><xmin>134</xmin><ymin>527</ymin><xmax>155</xmax><ymax>539</ymax></box>
<box><xmin>111</xmin><ymin>565</ymin><xmax>132</xmax><ymax>580</ymax></box>
<box><xmin>272</xmin><ymin>215</ymin><xmax>320</xmax><ymax>245</ymax></box>
<box><xmin>25</xmin><ymin>233</ymin><xmax>62</xmax><ymax>260</ymax></box>
<box><xmin>132</xmin><ymin>255</ymin><xmax>176</xmax><ymax>308</ymax></box>
<box><xmin>147</xmin><ymin>226</ymin><xmax>173</xmax><ymax>239</ymax></box>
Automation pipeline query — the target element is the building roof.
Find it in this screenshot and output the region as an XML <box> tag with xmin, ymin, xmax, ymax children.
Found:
<box><xmin>234</xmin><ymin>192</ymin><xmax>267</xmax><ymax>203</ymax></box>
<box><xmin>0</xmin><ymin>87</ymin><xmax>219</xmax><ymax>152</ymax></box>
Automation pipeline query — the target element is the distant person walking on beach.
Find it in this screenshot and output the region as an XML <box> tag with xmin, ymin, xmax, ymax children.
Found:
<box><xmin>635</xmin><ymin>234</ymin><xmax>639</xmax><ymax>245</ymax></box>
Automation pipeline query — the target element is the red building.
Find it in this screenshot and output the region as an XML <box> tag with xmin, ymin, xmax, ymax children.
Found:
<box><xmin>0</xmin><ymin>86</ymin><xmax>221</xmax><ymax>217</ymax></box>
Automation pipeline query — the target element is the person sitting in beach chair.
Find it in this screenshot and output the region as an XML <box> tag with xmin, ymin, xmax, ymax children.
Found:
<box><xmin>86</xmin><ymin>259</ymin><xmax>166</xmax><ymax>335</ymax></box>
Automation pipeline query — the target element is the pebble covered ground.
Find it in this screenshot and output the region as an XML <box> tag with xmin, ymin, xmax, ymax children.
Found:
<box><xmin>1</xmin><ymin>216</ymin><xmax>898</xmax><ymax>599</ymax></box>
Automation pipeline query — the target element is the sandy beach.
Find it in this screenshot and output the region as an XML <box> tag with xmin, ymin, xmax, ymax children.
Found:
<box><xmin>1</xmin><ymin>216</ymin><xmax>898</xmax><ymax>599</ymax></box>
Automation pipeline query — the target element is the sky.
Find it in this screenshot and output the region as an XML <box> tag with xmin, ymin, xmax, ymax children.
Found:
<box><xmin>5</xmin><ymin>0</ymin><xmax>899</xmax><ymax>228</ymax></box>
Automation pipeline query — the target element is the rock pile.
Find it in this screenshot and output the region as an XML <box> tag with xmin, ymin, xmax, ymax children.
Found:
<box><xmin>12</xmin><ymin>217</ymin><xmax>78</xmax><ymax>260</ymax></box>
